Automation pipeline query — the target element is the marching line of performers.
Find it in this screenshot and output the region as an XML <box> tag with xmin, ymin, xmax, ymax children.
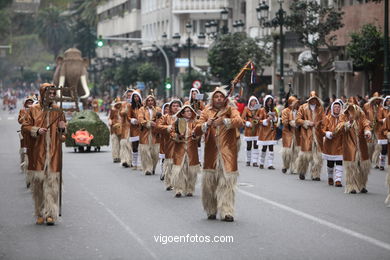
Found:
<box><xmin>17</xmin><ymin>84</ymin><xmax>390</xmax><ymax>225</ymax></box>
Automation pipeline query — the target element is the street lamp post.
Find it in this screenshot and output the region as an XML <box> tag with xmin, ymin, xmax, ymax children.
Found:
<box><xmin>257</xmin><ymin>0</ymin><xmax>286</xmax><ymax>101</ymax></box>
<box><xmin>186</xmin><ymin>22</ymin><xmax>192</xmax><ymax>78</ymax></box>
<box><xmin>383</xmin><ymin>0</ymin><xmax>390</xmax><ymax>95</ymax></box>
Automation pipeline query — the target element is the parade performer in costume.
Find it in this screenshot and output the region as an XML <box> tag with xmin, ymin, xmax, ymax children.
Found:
<box><xmin>185</xmin><ymin>88</ymin><xmax>205</xmax><ymax>163</ymax></box>
<box><xmin>377</xmin><ymin>96</ymin><xmax>390</xmax><ymax>170</ymax></box>
<box><xmin>363</xmin><ymin>92</ymin><xmax>383</xmax><ymax>168</ymax></box>
<box><xmin>256</xmin><ymin>95</ymin><xmax>278</xmax><ymax>169</ymax></box>
<box><xmin>295</xmin><ymin>92</ymin><xmax>325</xmax><ymax>181</ymax></box>
<box><xmin>18</xmin><ymin>96</ymin><xmax>35</xmax><ymax>188</ymax></box>
<box><xmin>171</xmin><ymin>105</ymin><xmax>200</xmax><ymax>197</ymax></box>
<box><xmin>158</xmin><ymin>102</ymin><xmax>170</xmax><ymax>174</ymax></box>
<box><xmin>119</xmin><ymin>89</ymin><xmax>134</xmax><ymax>168</ymax></box>
<box><xmin>334</xmin><ymin>99</ymin><xmax>371</xmax><ymax>194</ymax></box>
<box><xmin>241</xmin><ymin>96</ymin><xmax>261</xmax><ymax>167</ymax></box>
<box><xmin>22</xmin><ymin>83</ymin><xmax>66</xmax><ymax>225</ymax></box>
<box><xmin>194</xmin><ymin>86</ymin><xmax>244</xmax><ymax>222</ymax></box>
<box><xmin>281</xmin><ymin>95</ymin><xmax>300</xmax><ymax>174</ymax></box>
<box><xmin>108</xmin><ymin>97</ymin><xmax>122</xmax><ymax>163</ymax></box>
<box><xmin>129</xmin><ymin>90</ymin><xmax>142</xmax><ymax>169</ymax></box>
<box><xmin>322</xmin><ymin>100</ymin><xmax>344</xmax><ymax>187</ymax></box>
<box><xmin>156</xmin><ymin>99</ymin><xmax>182</xmax><ymax>190</ymax></box>
<box><xmin>137</xmin><ymin>95</ymin><xmax>161</xmax><ymax>175</ymax></box>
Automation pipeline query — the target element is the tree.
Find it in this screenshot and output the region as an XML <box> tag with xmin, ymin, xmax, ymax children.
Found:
<box><xmin>35</xmin><ymin>7</ymin><xmax>71</xmax><ymax>58</ymax></box>
<box><xmin>208</xmin><ymin>33</ymin><xmax>272</xmax><ymax>86</ymax></box>
<box><xmin>286</xmin><ymin>0</ymin><xmax>344</xmax><ymax>92</ymax></box>
<box><xmin>137</xmin><ymin>62</ymin><xmax>162</xmax><ymax>94</ymax></box>
<box><xmin>347</xmin><ymin>24</ymin><xmax>383</xmax><ymax>93</ymax></box>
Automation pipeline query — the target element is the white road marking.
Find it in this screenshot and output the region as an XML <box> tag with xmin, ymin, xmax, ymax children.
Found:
<box><xmin>238</xmin><ymin>188</ymin><xmax>390</xmax><ymax>252</ymax></box>
<box><xmin>68</xmin><ymin>173</ymin><xmax>158</xmax><ymax>259</ymax></box>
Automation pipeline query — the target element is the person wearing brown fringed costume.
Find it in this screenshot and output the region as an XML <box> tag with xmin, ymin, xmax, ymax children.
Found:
<box><xmin>322</xmin><ymin>100</ymin><xmax>344</xmax><ymax>187</ymax></box>
<box><xmin>194</xmin><ymin>87</ymin><xmax>244</xmax><ymax>222</ymax></box>
<box><xmin>281</xmin><ymin>95</ymin><xmax>300</xmax><ymax>174</ymax></box>
<box><xmin>137</xmin><ymin>95</ymin><xmax>161</xmax><ymax>175</ymax></box>
<box><xmin>22</xmin><ymin>83</ymin><xmax>67</xmax><ymax>225</ymax></box>
<box><xmin>377</xmin><ymin>96</ymin><xmax>390</xmax><ymax>170</ymax></box>
<box><xmin>18</xmin><ymin>96</ymin><xmax>36</xmax><ymax>188</ymax></box>
<box><xmin>381</xmin><ymin>105</ymin><xmax>390</xmax><ymax>205</ymax></box>
<box><xmin>241</xmin><ymin>96</ymin><xmax>261</xmax><ymax>167</ymax></box>
<box><xmin>256</xmin><ymin>95</ymin><xmax>278</xmax><ymax>170</ymax></box>
<box><xmin>119</xmin><ymin>89</ymin><xmax>134</xmax><ymax>168</ymax></box>
<box><xmin>295</xmin><ymin>92</ymin><xmax>325</xmax><ymax>181</ymax></box>
<box><xmin>129</xmin><ymin>90</ymin><xmax>143</xmax><ymax>170</ymax></box>
<box><xmin>170</xmin><ymin>105</ymin><xmax>200</xmax><ymax>198</ymax></box>
<box><xmin>334</xmin><ymin>98</ymin><xmax>372</xmax><ymax>194</ymax></box>
<box><xmin>108</xmin><ymin>97</ymin><xmax>122</xmax><ymax>163</ymax></box>
<box><xmin>156</xmin><ymin>99</ymin><xmax>182</xmax><ymax>191</ymax></box>
<box><xmin>363</xmin><ymin>92</ymin><xmax>383</xmax><ymax>169</ymax></box>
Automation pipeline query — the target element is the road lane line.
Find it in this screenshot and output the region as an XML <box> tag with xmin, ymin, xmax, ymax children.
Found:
<box><xmin>238</xmin><ymin>189</ymin><xmax>390</xmax><ymax>252</ymax></box>
<box><xmin>68</xmin><ymin>173</ymin><xmax>158</xmax><ymax>259</ymax></box>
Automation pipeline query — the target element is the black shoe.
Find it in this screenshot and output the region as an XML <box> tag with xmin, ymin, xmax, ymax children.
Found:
<box><xmin>246</xmin><ymin>162</ymin><xmax>250</xmax><ymax>166</ymax></box>
<box><xmin>207</xmin><ymin>214</ymin><xmax>216</xmax><ymax>220</ymax></box>
<box><xmin>166</xmin><ymin>186</ymin><xmax>172</xmax><ymax>191</ymax></box>
<box><xmin>122</xmin><ymin>162</ymin><xmax>129</xmax><ymax>168</ymax></box>
<box><xmin>152</xmin><ymin>170</ymin><xmax>155</xmax><ymax>175</ymax></box>
<box><xmin>282</xmin><ymin>168</ymin><xmax>287</xmax><ymax>174</ymax></box>
<box><xmin>145</xmin><ymin>171</ymin><xmax>152</xmax><ymax>175</ymax></box>
<box><xmin>380</xmin><ymin>166</ymin><xmax>385</xmax><ymax>171</ymax></box>
<box><xmin>312</xmin><ymin>177</ymin><xmax>321</xmax><ymax>181</ymax></box>
<box><xmin>374</xmin><ymin>165</ymin><xmax>379</xmax><ymax>169</ymax></box>
<box><xmin>175</xmin><ymin>193</ymin><xmax>182</xmax><ymax>198</ymax></box>
<box><xmin>268</xmin><ymin>166</ymin><xmax>275</xmax><ymax>170</ymax></box>
<box><xmin>259</xmin><ymin>164</ymin><xmax>264</xmax><ymax>169</ymax></box>
<box><xmin>223</xmin><ymin>215</ymin><xmax>234</xmax><ymax>222</ymax></box>
<box><xmin>299</xmin><ymin>174</ymin><xmax>305</xmax><ymax>180</ymax></box>
<box><xmin>361</xmin><ymin>188</ymin><xmax>368</xmax><ymax>193</ymax></box>
<box><xmin>26</xmin><ymin>182</ymin><xmax>30</xmax><ymax>189</ymax></box>
<box><xmin>186</xmin><ymin>193</ymin><xmax>193</xmax><ymax>197</ymax></box>
<box><xmin>350</xmin><ymin>190</ymin><xmax>357</xmax><ymax>194</ymax></box>
<box><xmin>113</xmin><ymin>158</ymin><xmax>120</xmax><ymax>163</ymax></box>
<box><xmin>253</xmin><ymin>163</ymin><xmax>258</xmax><ymax>167</ymax></box>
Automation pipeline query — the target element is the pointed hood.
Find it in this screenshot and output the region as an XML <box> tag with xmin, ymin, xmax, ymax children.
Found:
<box><xmin>263</xmin><ymin>95</ymin><xmax>274</xmax><ymax>107</ymax></box>
<box><xmin>188</xmin><ymin>88</ymin><xmax>200</xmax><ymax>103</ymax></box>
<box><xmin>287</xmin><ymin>96</ymin><xmax>299</xmax><ymax>107</ymax></box>
<box><xmin>144</xmin><ymin>95</ymin><xmax>156</xmax><ymax>107</ymax></box>
<box><xmin>39</xmin><ymin>83</ymin><xmax>55</xmax><ymax>107</ymax></box>
<box><xmin>175</xmin><ymin>105</ymin><xmax>198</xmax><ymax>120</ymax></box>
<box><xmin>330</xmin><ymin>100</ymin><xmax>343</xmax><ymax>117</ymax></box>
<box><xmin>161</xmin><ymin>102</ymin><xmax>170</xmax><ymax>115</ymax></box>
<box><xmin>247</xmin><ymin>96</ymin><xmax>260</xmax><ymax>110</ymax></box>
<box><xmin>382</xmin><ymin>95</ymin><xmax>390</xmax><ymax>109</ymax></box>
<box><xmin>208</xmin><ymin>86</ymin><xmax>228</xmax><ymax>108</ymax></box>
<box><xmin>306</xmin><ymin>91</ymin><xmax>323</xmax><ymax>106</ymax></box>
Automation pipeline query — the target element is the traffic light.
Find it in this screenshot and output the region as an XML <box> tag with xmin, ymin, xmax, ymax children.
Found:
<box><xmin>96</xmin><ymin>35</ymin><xmax>104</xmax><ymax>47</ymax></box>
<box><xmin>165</xmin><ymin>79</ymin><xmax>172</xmax><ymax>89</ymax></box>
<box><xmin>45</xmin><ymin>65</ymin><xmax>51</xmax><ymax>71</ymax></box>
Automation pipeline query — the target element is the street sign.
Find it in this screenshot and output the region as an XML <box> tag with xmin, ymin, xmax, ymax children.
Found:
<box><xmin>175</xmin><ymin>58</ymin><xmax>189</xmax><ymax>68</ymax></box>
<box><xmin>192</xmin><ymin>80</ymin><xmax>202</xmax><ymax>89</ymax></box>
<box><xmin>136</xmin><ymin>81</ymin><xmax>145</xmax><ymax>91</ymax></box>
<box><xmin>334</xmin><ymin>61</ymin><xmax>353</xmax><ymax>73</ymax></box>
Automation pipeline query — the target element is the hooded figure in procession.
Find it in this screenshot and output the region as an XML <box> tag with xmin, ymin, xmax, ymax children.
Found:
<box><xmin>194</xmin><ymin>86</ymin><xmax>244</xmax><ymax>222</ymax></box>
<box><xmin>281</xmin><ymin>95</ymin><xmax>300</xmax><ymax>174</ymax></box>
<box><xmin>22</xmin><ymin>83</ymin><xmax>67</xmax><ymax>225</ymax></box>
<box><xmin>256</xmin><ymin>95</ymin><xmax>278</xmax><ymax>170</ymax></box>
<box><xmin>137</xmin><ymin>95</ymin><xmax>161</xmax><ymax>175</ymax></box>
<box><xmin>170</xmin><ymin>105</ymin><xmax>201</xmax><ymax>197</ymax></box>
<box><xmin>241</xmin><ymin>96</ymin><xmax>261</xmax><ymax>167</ymax></box>
<box><xmin>295</xmin><ymin>92</ymin><xmax>325</xmax><ymax>181</ymax></box>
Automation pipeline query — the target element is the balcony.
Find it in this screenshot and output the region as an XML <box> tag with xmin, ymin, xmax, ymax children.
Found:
<box><xmin>172</xmin><ymin>0</ymin><xmax>230</xmax><ymax>13</ymax></box>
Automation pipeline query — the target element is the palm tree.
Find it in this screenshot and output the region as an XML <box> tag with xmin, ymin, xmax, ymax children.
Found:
<box><xmin>35</xmin><ymin>7</ymin><xmax>71</xmax><ymax>58</ymax></box>
<box><xmin>71</xmin><ymin>0</ymin><xmax>106</xmax><ymax>27</ymax></box>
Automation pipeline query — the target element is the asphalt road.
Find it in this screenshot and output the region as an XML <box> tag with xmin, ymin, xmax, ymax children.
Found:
<box><xmin>0</xmin><ymin>107</ymin><xmax>389</xmax><ymax>260</ymax></box>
